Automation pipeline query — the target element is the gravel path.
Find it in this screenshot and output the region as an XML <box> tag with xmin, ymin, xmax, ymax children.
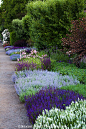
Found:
<box><xmin>0</xmin><ymin>42</ymin><xmax>33</xmax><ymax>129</ymax></box>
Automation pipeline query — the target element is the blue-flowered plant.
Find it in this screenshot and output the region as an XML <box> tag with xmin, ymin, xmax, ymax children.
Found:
<box><xmin>10</xmin><ymin>54</ymin><xmax>20</xmax><ymax>61</ymax></box>
<box><xmin>6</xmin><ymin>48</ymin><xmax>29</xmax><ymax>55</ymax></box>
<box><xmin>12</xmin><ymin>69</ymin><xmax>80</xmax><ymax>95</ymax></box>
<box><xmin>24</xmin><ymin>87</ymin><xmax>86</xmax><ymax>125</ymax></box>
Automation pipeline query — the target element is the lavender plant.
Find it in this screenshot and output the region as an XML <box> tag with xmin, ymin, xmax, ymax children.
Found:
<box><xmin>33</xmin><ymin>99</ymin><xmax>86</xmax><ymax>128</ymax></box>
<box><xmin>41</xmin><ymin>57</ymin><xmax>51</xmax><ymax>71</ymax></box>
<box><xmin>12</xmin><ymin>69</ymin><xmax>80</xmax><ymax>96</ymax></box>
<box><xmin>24</xmin><ymin>87</ymin><xmax>86</xmax><ymax>125</ymax></box>
<box><xmin>15</xmin><ymin>61</ymin><xmax>37</xmax><ymax>71</ymax></box>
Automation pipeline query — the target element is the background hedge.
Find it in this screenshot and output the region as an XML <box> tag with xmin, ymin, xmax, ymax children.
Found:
<box><xmin>26</xmin><ymin>0</ymin><xmax>85</xmax><ymax>50</ymax></box>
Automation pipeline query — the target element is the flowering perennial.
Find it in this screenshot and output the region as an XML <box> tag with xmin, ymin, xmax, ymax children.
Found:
<box><xmin>10</xmin><ymin>54</ymin><xmax>20</xmax><ymax>61</ymax></box>
<box><xmin>21</xmin><ymin>49</ymin><xmax>47</xmax><ymax>60</ymax></box>
<box><xmin>15</xmin><ymin>61</ymin><xmax>37</xmax><ymax>71</ymax></box>
<box><xmin>24</xmin><ymin>87</ymin><xmax>86</xmax><ymax>125</ymax></box>
<box><xmin>12</xmin><ymin>69</ymin><xmax>80</xmax><ymax>95</ymax></box>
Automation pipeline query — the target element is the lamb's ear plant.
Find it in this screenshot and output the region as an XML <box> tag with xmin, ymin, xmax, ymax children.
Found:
<box><xmin>33</xmin><ymin>99</ymin><xmax>86</xmax><ymax>129</ymax></box>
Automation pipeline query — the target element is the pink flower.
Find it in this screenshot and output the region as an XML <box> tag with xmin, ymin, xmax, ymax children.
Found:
<box><xmin>23</xmin><ymin>55</ymin><xmax>26</xmax><ymax>58</ymax></box>
<box><xmin>17</xmin><ymin>58</ymin><xmax>19</xmax><ymax>61</ymax></box>
<box><xmin>22</xmin><ymin>52</ymin><xmax>26</xmax><ymax>55</ymax></box>
<box><xmin>43</xmin><ymin>54</ymin><xmax>47</xmax><ymax>57</ymax></box>
<box><xmin>34</xmin><ymin>50</ymin><xmax>37</xmax><ymax>54</ymax></box>
<box><xmin>33</xmin><ymin>56</ymin><xmax>35</xmax><ymax>58</ymax></box>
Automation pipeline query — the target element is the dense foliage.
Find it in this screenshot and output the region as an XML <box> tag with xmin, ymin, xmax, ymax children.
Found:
<box><xmin>26</xmin><ymin>0</ymin><xmax>85</xmax><ymax>50</ymax></box>
<box><xmin>61</xmin><ymin>17</ymin><xmax>86</xmax><ymax>67</ymax></box>
<box><xmin>51</xmin><ymin>61</ymin><xmax>86</xmax><ymax>84</ymax></box>
<box><xmin>0</xmin><ymin>0</ymin><xmax>30</xmax><ymax>31</ymax></box>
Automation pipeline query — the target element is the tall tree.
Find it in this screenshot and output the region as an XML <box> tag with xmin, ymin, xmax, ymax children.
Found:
<box><xmin>0</xmin><ymin>0</ymin><xmax>30</xmax><ymax>31</ymax></box>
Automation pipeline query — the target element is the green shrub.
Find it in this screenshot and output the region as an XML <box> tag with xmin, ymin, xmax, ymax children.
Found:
<box><xmin>50</xmin><ymin>49</ymin><xmax>71</xmax><ymax>63</ymax></box>
<box><xmin>26</xmin><ymin>0</ymin><xmax>85</xmax><ymax>51</ymax></box>
<box><xmin>22</xmin><ymin>15</ymin><xmax>31</xmax><ymax>40</ymax></box>
<box><xmin>10</xmin><ymin>31</ymin><xmax>18</xmax><ymax>46</ymax></box>
<box><xmin>27</xmin><ymin>0</ymin><xmax>72</xmax><ymax>50</ymax></box>
<box><xmin>65</xmin><ymin>0</ymin><xmax>85</xmax><ymax>20</ymax></box>
<box><xmin>26</xmin><ymin>38</ymin><xmax>34</xmax><ymax>47</ymax></box>
<box><xmin>37</xmin><ymin>50</ymin><xmax>48</xmax><ymax>57</ymax></box>
<box><xmin>12</xmin><ymin>19</ymin><xmax>25</xmax><ymax>40</ymax></box>
<box><xmin>79</xmin><ymin>61</ymin><xmax>86</xmax><ymax>69</ymax></box>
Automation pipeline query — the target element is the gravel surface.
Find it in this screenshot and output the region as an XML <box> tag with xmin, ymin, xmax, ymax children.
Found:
<box><xmin>0</xmin><ymin>42</ymin><xmax>33</xmax><ymax>129</ymax></box>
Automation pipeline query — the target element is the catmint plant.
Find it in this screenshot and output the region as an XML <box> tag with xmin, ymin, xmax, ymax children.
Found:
<box><xmin>12</xmin><ymin>69</ymin><xmax>80</xmax><ymax>96</ymax></box>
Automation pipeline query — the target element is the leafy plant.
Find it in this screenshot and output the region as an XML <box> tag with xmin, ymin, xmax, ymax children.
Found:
<box><xmin>19</xmin><ymin>88</ymin><xmax>38</xmax><ymax>102</ymax></box>
<box><xmin>79</xmin><ymin>61</ymin><xmax>86</xmax><ymax>69</ymax></box>
<box><xmin>50</xmin><ymin>50</ymin><xmax>72</xmax><ymax>64</ymax></box>
<box><xmin>21</xmin><ymin>57</ymin><xmax>41</xmax><ymax>69</ymax></box>
<box><xmin>79</xmin><ymin>55</ymin><xmax>86</xmax><ymax>69</ymax></box>
<box><xmin>50</xmin><ymin>61</ymin><xmax>86</xmax><ymax>84</ymax></box>
<box><xmin>60</xmin><ymin>83</ymin><xmax>86</xmax><ymax>98</ymax></box>
<box><xmin>61</xmin><ymin>17</ymin><xmax>86</xmax><ymax>67</ymax></box>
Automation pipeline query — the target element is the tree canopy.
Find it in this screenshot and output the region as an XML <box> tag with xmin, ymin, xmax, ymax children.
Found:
<box><xmin>0</xmin><ymin>0</ymin><xmax>32</xmax><ymax>32</ymax></box>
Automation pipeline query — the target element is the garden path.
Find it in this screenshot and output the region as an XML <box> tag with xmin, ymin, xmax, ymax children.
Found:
<box><xmin>0</xmin><ymin>42</ymin><xmax>33</xmax><ymax>129</ymax></box>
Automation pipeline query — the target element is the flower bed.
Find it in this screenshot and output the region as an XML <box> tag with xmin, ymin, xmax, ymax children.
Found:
<box><xmin>33</xmin><ymin>99</ymin><xmax>86</xmax><ymax>128</ymax></box>
<box><xmin>3</xmin><ymin>43</ymin><xmax>86</xmax><ymax>128</ymax></box>
<box><xmin>24</xmin><ymin>86</ymin><xmax>86</xmax><ymax>125</ymax></box>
